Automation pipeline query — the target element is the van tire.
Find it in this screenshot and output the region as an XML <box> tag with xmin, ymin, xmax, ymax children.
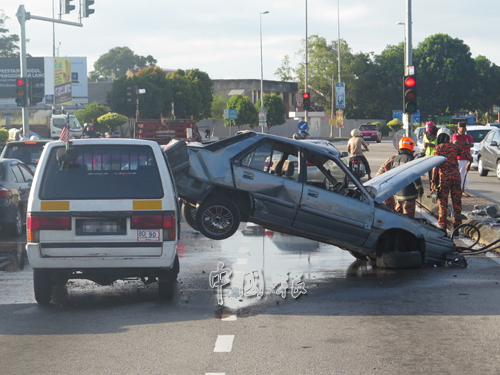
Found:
<box><xmin>158</xmin><ymin>281</ymin><xmax>175</xmax><ymax>301</ymax></box>
<box><xmin>376</xmin><ymin>251</ymin><xmax>423</xmax><ymax>269</ymax></box>
<box><xmin>181</xmin><ymin>201</ymin><xmax>199</xmax><ymax>231</ymax></box>
<box><xmin>33</xmin><ymin>269</ymin><xmax>52</xmax><ymax>304</ymax></box>
<box><xmin>196</xmin><ymin>195</ymin><xmax>240</xmax><ymax>240</ymax></box>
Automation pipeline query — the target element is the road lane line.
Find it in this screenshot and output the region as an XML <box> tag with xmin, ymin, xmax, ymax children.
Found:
<box><xmin>236</xmin><ymin>258</ymin><xmax>248</xmax><ymax>265</ymax></box>
<box><xmin>213</xmin><ymin>335</ymin><xmax>234</xmax><ymax>352</ymax></box>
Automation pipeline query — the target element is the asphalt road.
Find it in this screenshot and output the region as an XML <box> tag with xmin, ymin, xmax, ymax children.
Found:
<box><xmin>2</xmin><ymin>139</ymin><xmax>500</xmax><ymax>374</ymax></box>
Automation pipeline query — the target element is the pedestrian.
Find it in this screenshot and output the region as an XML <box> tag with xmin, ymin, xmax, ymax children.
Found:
<box><xmin>292</xmin><ymin>130</ymin><xmax>309</xmax><ymax>140</ymax></box>
<box><xmin>451</xmin><ymin>122</ymin><xmax>473</xmax><ymax>197</ymax></box>
<box><xmin>347</xmin><ymin>129</ymin><xmax>372</xmax><ymax>179</ymax></box>
<box><xmin>431</xmin><ymin>128</ymin><xmax>473</xmax><ymax>230</ymax></box>
<box><xmin>376</xmin><ymin>137</ymin><xmax>423</xmax><ymax>217</ymax></box>
<box><xmin>423</xmin><ymin>121</ymin><xmax>439</xmax><ymax>185</ymax></box>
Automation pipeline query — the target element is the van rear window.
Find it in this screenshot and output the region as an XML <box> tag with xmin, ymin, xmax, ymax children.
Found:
<box><xmin>39</xmin><ymin>145</ymin><xmax>164</xmax><ymax>200</ymax></box>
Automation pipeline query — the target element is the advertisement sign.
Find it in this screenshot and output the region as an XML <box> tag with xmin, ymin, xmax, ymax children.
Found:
<box><xmin>335</xmin><ymin>82</ymin><xmax>345</xmax><ymax>109</ymax></box>
<box><xmin>0</xmin><ymin>57</ymin><xmax>44</xmax><ymax>100</ymax></box>
<box><xmin>54</xmin><ymin>58</ymin><xmax>72</xmax><ymax>105</ymax></box>
<box><xmin>336</xmin><ymin>110</ymin><xmax>344</xmax><ymax>128</ymax></box>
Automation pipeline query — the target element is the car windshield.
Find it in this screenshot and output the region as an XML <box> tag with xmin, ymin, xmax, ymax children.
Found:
<box><xmin>359</xmin><ymin>125</ymin><xmax>377</xmax><ymax>131</ymax></box>
<box><xmin>467</xmin><ymin>129</ymin><xmax>489</xmax><ymax>143</ymax></box>
<box><xmin>52</xmin><ymin>117</ymin><xmax>81</xmax><ymax>130</ymax></box>
<box><xmin>2</xmin><ymin>142</ymin><xmax>47</xmax><ymax>170</ymax></box>
<box><xmin>39</xmin><ymin>145</ymin><xmax>163</xmax><ymax>200</ymax></box>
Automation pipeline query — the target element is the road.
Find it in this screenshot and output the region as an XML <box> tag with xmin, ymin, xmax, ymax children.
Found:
<box><xmin>2</xmin><ymin>140</ymin><xmax>500</xmax><ymax>374</ymax></box>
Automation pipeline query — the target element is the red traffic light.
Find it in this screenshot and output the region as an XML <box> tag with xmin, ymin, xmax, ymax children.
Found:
<box><xmin>16</xmin><ymin>78</ymin><xmax>26</xmax><ymax>86</ymax></box>
<box><xmin>404</xmin><ymin>76</ymin><xmax>416</xmax><ymax>88</ymax></box>
<box><xmin>302</xmin><ymin>92</ymin><xmax>310</xmax><ymax>99</ymax></box>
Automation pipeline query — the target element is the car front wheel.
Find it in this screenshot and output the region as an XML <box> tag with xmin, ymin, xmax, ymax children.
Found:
<box><xmin>196</xmin><ymin>195</ymin><xmax>240</xmax><ymax>240</ymax></box>
<box><xmin>376</xmin><ymin>251</ymin><xmax>423</xmax><ymax>269</ymax></box>
<box><xmin>33</xmin><ymin>269</ymin><xmax>52</xmax><ymax>304</ymax></box>
<box><xmin>478</xmin><ymin>158</ymin><xmax>488</xmax><ymax>176</ymax></box>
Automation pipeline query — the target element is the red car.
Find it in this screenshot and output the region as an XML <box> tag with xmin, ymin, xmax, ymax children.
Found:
<box><xmin>359</xmin><ymin>124</ymin><xmax>381</xmax><ymax>143</ymax></box>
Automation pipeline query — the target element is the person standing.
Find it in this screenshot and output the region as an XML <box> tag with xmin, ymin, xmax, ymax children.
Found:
<box><xmin>347</xmin><ymin>129</ymin><xmax>372</xmax><ymax>179</ymax></box>
<box><xmin>423</xmin><ymin>121</ymin><xmax>438</xmax><ymax>156</ymax></box>
<box><xmin>432</xmin><ymin>129</ymin><xmax>473</xmax><ymax>230</ymax></box>
<box><xmin>451</xmin><ymin>122</ymin><xmax>473</xmax><ymax>197</ymax></box>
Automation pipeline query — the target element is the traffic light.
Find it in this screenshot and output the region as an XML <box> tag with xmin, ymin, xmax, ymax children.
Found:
<box><xmin>29</xmin><ymin>77</ymin><xmax>45</xmax><ymax>105</ymax></box>
<box><xmin>15</xmin><ymin>77</ymin><xmax>27</xmax><ymax>107</ymax></box>
<box><xmin>303</xmin><ymin>92</ymin><xmax>311</xmax><ymax>111</ymax></box>
<box><xmin>403</xmin><ymin>75</ymin><xmax>417</xmax><ymax>114</ymax></box>
<box><xmin>83</xmin><ymin>0</ymin><xmax>95</xmax><ymax>17</ymax></box>
<box><xmin>62</xmin><ymin>0</ymin><xmax>75</xmax><ymax>14</ymax></box>
<box><xmin>127</xmin><ymin>86</ymin><xmax>136</xmax><ymax>104</ymax></box>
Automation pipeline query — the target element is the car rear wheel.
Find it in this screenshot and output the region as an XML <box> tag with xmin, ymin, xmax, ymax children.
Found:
<box><xmin>349</xmin><ymin>250</ymin><xmax>368</xmax><ymax>261</ymax></box>
<box><xmin>196</xmin><ymin>195</ymin><xmax>240</xmax><ymax>240</ymax></box>
<box><xmin>158</xmin><ymin>281</ymin><xmax>175</xmax><ymax>300</ymax></box>
<box><xmin>33</xmin><ymin>269</ymin><xmax>52</xmax><ymax>304</ymax></box>
<box><xmin>9</xmin><ymin>207</ymin><xmax>22</xmax><ymax>237</ymax></box>
<box><xmin>181</xmin><ymin>201</ymin><xmax>199</xmax><ymax>231</ymax></box>
<box><xmin>478</xmin><ymin>158</ymin><xmax>488</xmax><ymax>176</ymax></box>
<box><xmin>376</xmin><ymin>251</ymin><xmax>423</xmax><ymax>269</ymax></box>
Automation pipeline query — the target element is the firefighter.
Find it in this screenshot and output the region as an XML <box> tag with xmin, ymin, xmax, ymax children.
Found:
<box><xmin>431</xmin><ymin>128</ymin><xmax>473</xmax><ymax>230</ymax></box>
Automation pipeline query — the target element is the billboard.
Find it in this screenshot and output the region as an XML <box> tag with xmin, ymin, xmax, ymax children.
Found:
<box><xmin>54</xmin><ymin>58</ymin><xmax>72</xmax><ymax>105</ymax></box>
<box><xmin>0</xmin><ymin>57</ymin><xmax>44</xmax><ymax>99</ymax></box>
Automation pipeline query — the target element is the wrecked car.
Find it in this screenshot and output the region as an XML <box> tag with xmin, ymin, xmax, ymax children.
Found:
<box><xmin>164</xmin><ymin>131</ymin><xmax>456</xmax><ymax>268</ymax></box>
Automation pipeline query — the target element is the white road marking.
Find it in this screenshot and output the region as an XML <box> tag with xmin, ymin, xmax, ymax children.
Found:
<box><xmin>221</xmin><ymin>314</ymin><xmax>237</xmax><ymax>321</ymax></box>
<box><xmin>206</xmin><ymin>373</ymin><xmax>225</xmax><ymax>375</ymax></box>
<box><xmin>213</xmin><ymin>335</ymin><xmax>234</xmax><ymax>352</ymax></box>
<box><xmin>236</xmin><ymin>258</ymin><xmax>248</xmax><ymax>265</ymax></box>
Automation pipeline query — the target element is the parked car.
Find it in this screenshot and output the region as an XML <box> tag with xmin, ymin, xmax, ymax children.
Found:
<box><xmin>462</xmin><ymin>125</ymin><xmax>491</xmax><ymax>169</ymax></box>
<box><xmin>486</xmin><ymin>123</ymin><xmax>500</xmax><ymax>128</ymax></box>
<box><xmin>26</xmin><ymin>139</ymin><xmax>180</xmax><ymax>304</ymax></box>
<box><xmin>0</xmin><ymin>139</ymin><xmax>52</xmax><ymax>173</ymax></box>
<box><xmin>358</xmin><ymin>124</ymin><xmax>381</xmax><ymax>143</ymax></box>
<box><xmin>165</xmin><ymin>131</ymin><xmax>457</xmax><ymax>268</ymax></box>
<box><xmin>0</xmin><ymin>158</ymin><xmax>34</xmax><ymax>237</ymax></box>
<box><xmin>477</xmin><ymin>127</ymin><xmax>500</xmax><ymax>178</ymax></box>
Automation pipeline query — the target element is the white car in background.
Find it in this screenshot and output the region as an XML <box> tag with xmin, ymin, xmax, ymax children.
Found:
<box><xmin>463</xmin><ymin>125</ymin><xmax>490</xmax><ymax>169</ymax></box>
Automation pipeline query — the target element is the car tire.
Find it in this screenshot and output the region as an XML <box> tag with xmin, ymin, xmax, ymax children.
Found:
<box><xmin>158</xmin><ymin>281</ymin><xmax>175</xmax><ymax>301</ymax></box>
<box><xmin>376</xmin><ymin>251</ymin><xmax>423</xmax><ymax>269</ymax></box>
<box><xmin>478</xmin><ymin>158</ymin><xmax>488</xmax><ymax>176</ymax></box>
<box><xmin>33</xmin><ymin>269</ymin><xmax>52</xmax><ymax>304</ymax></box>
<box><xmin>496</xmin><ymin>161</ymin><xmax>500</xmax><ymax>180</ymax></box>
<box><xmin>9</xmin><ymin>207</ymin><xmax>23</xmax><ymax>237</ymax></box>
<box><xmin>196</xmin><ymin>195</ymin><xmax>240</xmax><ymax>240</ymax></box>
<box><xmin>349</xmin><ymin>250</ymin><xmax>368</xmax><ymax>261</ymax></box>
<box><xmin>181</xmin><ymin>201</ymin><xmax>199</xmax><ymax>231</ymax></box>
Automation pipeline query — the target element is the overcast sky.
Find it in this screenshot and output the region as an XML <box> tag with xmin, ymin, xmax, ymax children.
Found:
<box><xmin>2</xmin><ymin>1</ymin><xmax>499</xmax><ymax>81</ymax></box>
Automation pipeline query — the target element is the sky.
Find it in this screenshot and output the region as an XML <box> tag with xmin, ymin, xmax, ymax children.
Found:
<box><xmin>2</xmin><ymin>1</ymin><xmax>499</xmax><ymax>81</ymax></box>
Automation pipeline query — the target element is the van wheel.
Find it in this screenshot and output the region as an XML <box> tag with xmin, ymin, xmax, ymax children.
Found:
<box><xmin>181</xmin><ymin>201</ymin><xmax>199</xmax><ymax>231</ymax></box>
<box><xmin>376</xmin><ymin>251</ymin><xmax>423</xmax><ymax>269</ymax></box>
<box><xmin>478</xmin><ymin>158</ymin><xmax>488</xmax><ymax>176</ymax></box>
<box><xmin>349</xmin><ymin>251</ymin><xmax>367</xmax><ymax>261</ymax></box>
<box><xmin>158</xmin><ymin>281</ymin><xmax>175</xmax><ymax>301</ymax></box>
<box><xmin>33</xmin><ymin>269</ymin><xmax>52</xmax><ymax>304</ymax></box>
<box><xmin>9</xmin><ymin>207</ymin><xmax>22</xmax><ymax>237</ymax></box>
<box><xmin>196</xmin><ymin>196</ymin><xmax>240</xmax><ymax>240</ymax></box>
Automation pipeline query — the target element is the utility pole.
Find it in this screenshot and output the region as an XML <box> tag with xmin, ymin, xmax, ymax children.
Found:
<box><xmin>403</xmin><ymin>0</ymin><xmax>413</xmax><ymax>138</ymax></box>
<box><xmin>304</xmin><ymin>0</ymin><xmax>309</xmax><ymax>125</ymax></box>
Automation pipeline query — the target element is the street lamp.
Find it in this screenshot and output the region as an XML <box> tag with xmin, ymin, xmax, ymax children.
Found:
<box><xmin>260</xmin><ymin>10</ymin><xmax>269</xmax><ymax>133</ymax></box>
<box><xmin>397</xmin><ymin>22</ymin><xmax>405</xmax><ymax>67</ymax></box>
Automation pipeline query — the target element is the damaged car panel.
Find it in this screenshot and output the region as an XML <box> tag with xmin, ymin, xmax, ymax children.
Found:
<box><xmin>164</xmin><ymin>131</ymin><xmax>456</xmax><ymax>268</ymax></box>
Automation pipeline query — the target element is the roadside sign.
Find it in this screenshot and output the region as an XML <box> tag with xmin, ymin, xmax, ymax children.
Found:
<box><xmin>45</xmin><ymin>94</ymin><xmax>54</xmax><ymax>104</ymax></box>
<box><xmin>224</xmin><ymin>109</ymin><xmax>238</xmax><ymax>119</ymax></box>
<box><xmin>298</xmin><ymin>121</ymin><xmax>308</xmax><ymax>131</ymax></box>
<box><xmin>335</xmin><ymin>82</ymin><xmax>345</xmax><ymax>109</ymax></box>
<box><xmin>392</xmin><ymin>109</ymin><xmax>419</xmax><ymax>123</ymax></box>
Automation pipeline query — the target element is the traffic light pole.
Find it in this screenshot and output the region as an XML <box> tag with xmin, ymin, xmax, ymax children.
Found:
<box><xmin>404</xmin><ymin>0</ymin><xmax>413</xmax><ymax>138</ymax></box>
<box><xmin>16</xmin><ymin>5</ymin><xmax>82</xmax><ymax>137</ymax></box>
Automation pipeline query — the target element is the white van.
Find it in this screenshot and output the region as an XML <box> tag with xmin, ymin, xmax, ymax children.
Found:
<box><xmin>26</xmin><ymin>139</ymin><xmax>180</xmax><ymax>304</ymax></box>
<box><xmin>49</xmin><ymin>114</ymin><xmax>83</xmax><ymax>139</ymax></box>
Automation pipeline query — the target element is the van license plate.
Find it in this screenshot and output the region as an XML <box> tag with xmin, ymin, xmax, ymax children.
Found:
<box><xmin>137</xmin><ymin>229</ymin><xmax>161</xmax><ymax>241</ymax></box>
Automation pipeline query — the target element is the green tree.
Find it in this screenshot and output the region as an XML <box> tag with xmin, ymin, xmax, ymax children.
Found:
<box><xmin>211</xmin><ymin>93</ymin><xmax>228</xmax><ymax>119</ymax></box>
<box><xmin>258</xmin><ymin>94</ymin><xmax>287</xmax><ymax>130</ymax></box>
<box><xmin>89</xmin><ymin>47</ymin><xmax>157</xmax><ymax>81</ymax></box>
<box><xmin>0</xmin><ymin>11</ymin><xmax>19</xmax><ymax>57</ymax></box>
<box><xmin>74</xmin><ymin>102</ymin><xmax>110</xmax><ymax>131</ymax></box>
<box><xmin>226</xmin><ymin>94</ymin><xmax>258</xmax><ymax>130</ymax></box>
<box><xmin>387</xmin><ymin>118</ymin><xmax>403</xmax><ymax>132</ymax></box>
<box><xmin>275</xmin><ymin>55</ymin><xmax>294</xmax><ymax>81</ymax></box>
<box><xmin>413</xmin><ymin>34</ymin><xmax>476</xmax><ymax>118</ymax></box>
<box><xmin>186</xmin><ymin>69</ymin><xmax>213</xmax><ymax>120</ymax></box>
<box><xmin>469</xmin><ymin>56</ymin><xmax>500</xmax><ymax>113</ymax></box>
<box><xmin>97</xmin><ymin>112</ymin><xmax>129</xmax><ymax>133</ymax></box>
<box><xmin>166</xmin><ymin>69</ymin><xmax>202</xmax><ymax>120</ymax></box>
<box><xmin>135</xmin><ymin>66</ymin><xmax>172</xmax><ymax>118</ymax></box>
<box><xmin>0</xmin><ymin>127</ymin><xmax>9</xmax><ymax>143</ymax></box>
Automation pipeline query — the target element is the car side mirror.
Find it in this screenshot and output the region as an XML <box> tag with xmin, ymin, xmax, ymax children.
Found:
<box><xmin>491</xmin><ymin>141</ymin><xmax>498</xmax><ymax>147</ymax></box>
<box><xmin>341</xmin><ymin>151</ymin><xmax>348</xmax><ymax>158</ymax></box>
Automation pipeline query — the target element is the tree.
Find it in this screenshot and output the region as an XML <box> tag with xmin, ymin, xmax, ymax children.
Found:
<box><xmin>275</xmin><ymin>55</ymin><xmax>294</xmax><ymax>81</ymax></box>
<box><xmin>186</xmin><ymin>69</ymin><xmax>213</xmax><ymax>120</ymax></box>
<box><xmin>0</xmin><ymin>127</ymin><xmax>9</xmax><ymax>143</ymax></box>
<box><xmin>387</xmin><ymin>118</ymin><xmax>403</xmax><ymax>132</ymax></box>
<box><xmin>88</xmin><ymin>47</ymin><xmax>157</xmax><ymax>81</ymax></box>
<box><xmin>97</xmin><ymin>112</ymin><xmax>129</xmax><ymax>133</ymax></box>
<box><xmin>0</xmin><ymin>11</ymin><xmax>19</xmax><ymax>57</ymax></box>
<box><xmin>258</xmin><ymin>94</ymin><xmax>287</xmax><ymax>130</ymax></box>
<box><xmin>211</xmin><ymin>93</ymin><xmax>228</xmax><ymax>119</ymax></box>
<box><xmin>226</xmin><ymin>94</ymin><xmax>258</xmax><ymax>131</ymax></box>
<box><xmin>413</xmin><ymin>34</ymin><xmax>476</xmax><ymax>118</ymax></box>
<box><xmin>166</xmin><ymin>69</ymin><xmax>202</xmax><ymax>120</ymax></box>
<box><xmin>74</xmin><ymin>101</ymin><xmax>110</xmax><ymax>132</ymax></box>
<box><xmin>469</xmin><ymin>56</ymin><xmax>500</xmax><ymax>113</ymax></box>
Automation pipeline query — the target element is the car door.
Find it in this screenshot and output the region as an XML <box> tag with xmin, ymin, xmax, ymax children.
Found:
<box><xmin>232</xmin><ymin>140</ymin><xmax>303</xmax><ymax>228</ymax></box>
<box><xmin>482</xmin><ymin>130</ymin><xmax>500</xmax><ymax>170</ymax></box>
<box><xmin>293</xmin><ymin>150</ymin><xmax>373</xmax><ymax>248</ymax></box>
<box><xmin>10</xmin><ymin>162</ymin><xmax>32</xmax><ymax>209</ymax></box>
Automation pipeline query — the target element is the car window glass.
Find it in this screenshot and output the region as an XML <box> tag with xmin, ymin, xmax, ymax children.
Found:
<box><xmin>241</xmin><ymin>142</ymin><xmax>273</xmax><ymax>171</ymax></box>
<box><xmin>3</xmin><ymin>143</ymin><xmax>46</xmax><ymax>165</ymax></box>
<box><xmin>493</xmin><ymin>131</ymin><xmax>500</xmax><ymax>143</ymax></box>
<box><xmin>39</xmin><ymin>145</ymin><xmax>163</xmax><ymax>200</ymax></box>
<box><xmin>10</xmin><ymin>164</ymin><xmax>24</xmax><ymax>183</ymax></box>
<box><xmin>18</xmin><ymin>163</ymin><xmax>34</xmax><ymax>181</ymax></box>
<box><xmin>484</xmin><ymin>132</ymin><xmax>493</xmax><ymax>142</ymax></box>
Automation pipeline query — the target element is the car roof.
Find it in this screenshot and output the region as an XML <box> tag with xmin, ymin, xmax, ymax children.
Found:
<box><xmin>4</xmin><ymin>139</ymin><xmax>53</xmax><ymax>145</ymax></box>
<box><xmin>466</xmin><ymin>125</ymin><xmax>491</xmax><ymax>130</ymax></box>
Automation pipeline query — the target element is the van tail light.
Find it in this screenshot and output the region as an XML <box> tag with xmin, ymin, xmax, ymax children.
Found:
<box><xmin>131</xmin><ymin>211</ymin><xmax>176</xmax><ymax>241</ymax></box>
<box><xmin>0</xmin><ymin>187</ymin><xmax>9</xmax><ymax>198</ymax></box>
<box><xmin>27</xmin><ymin>213</ymin><xmax>71</xmax><ymax>242</ymax></box>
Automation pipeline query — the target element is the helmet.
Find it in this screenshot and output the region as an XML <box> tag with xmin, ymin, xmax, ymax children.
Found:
<box><xmin>437</xmin><ymin>127</ymin><xmax>452</xmax><ymax>138</ymax></box>
<box><xmin>425</xmin><ymin>121</ymin><xmax>435</xmax><ymax>131</ymax></box>
<box><xmin>293</xmin><ymin>132</ymin><xmax>305</xmax><ymax>140</ymax></box>
<box><xmin>398</xmin><ymin>136</ymin><xmax>415</xmax><ymax>151</ymax></box>
<box><xmin>437</xmin><ymin>127</ymin><xmax>452</xmax><ymax>144</ymax></box>
<box><xmin>351</xmin><ymin>129</ymin><xmax>361</xmax><ymax>137</ymax></box>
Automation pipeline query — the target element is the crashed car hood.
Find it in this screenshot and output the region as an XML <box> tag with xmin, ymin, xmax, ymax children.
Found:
<box><xmin>364</xmin><ymin>155</ymin><xmax>446</xmax><ymax>204</ymax></box>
